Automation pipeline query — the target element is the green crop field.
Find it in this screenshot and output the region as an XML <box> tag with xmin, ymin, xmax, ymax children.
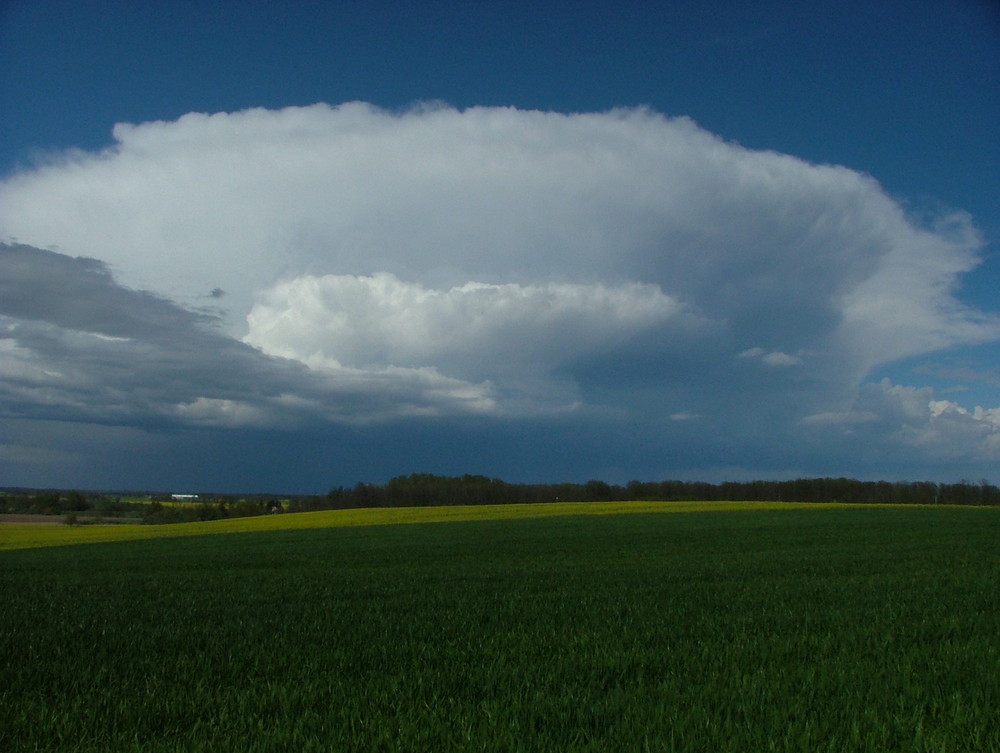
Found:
<box><xmin>2</xmin><ymin>504</ymin><xmax>999</xmax><ymax>752</ymax></box>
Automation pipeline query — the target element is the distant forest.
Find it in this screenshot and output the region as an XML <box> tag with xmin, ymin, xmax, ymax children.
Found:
<box><xmin>2</xmin><ymin>475</ymin><xmax>998</xmax><ymax>524</ymax></box>
<box><xmin>304</xmin><ymin>474</ymin><xmax>1000</xmax><ymax>510</ymax></box>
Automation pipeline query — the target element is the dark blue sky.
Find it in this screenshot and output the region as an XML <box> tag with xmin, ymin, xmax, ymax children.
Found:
<box><xmin>4</xmin><ymin>0</ymin><xmax>998</xmax><ymax>211</ymax></box>
<box><xmin>1</xmin><ymin>0</ymin><xmax>999</xmax><ymax>492</ymax></box>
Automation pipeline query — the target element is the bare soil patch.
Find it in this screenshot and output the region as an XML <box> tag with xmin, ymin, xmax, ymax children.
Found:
<box><xmin>0</xmin><ymin>514</ymin><xmax>64</xmax><ymax>525</ymax></box>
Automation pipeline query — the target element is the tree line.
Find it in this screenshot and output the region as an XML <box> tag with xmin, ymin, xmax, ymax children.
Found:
<box><xmin>288</xmin><ymin>473</ymin><xmax>1000</xmax><ymax>511</ymax></box>
<box><xmin>3</xmin><ymin>475</ymin><xmax>997</xmax><ymax>525</ymax></box>
<box><xmin>0</xmin><ymin>491</ymin><xmax>288</xmax><ymax>523</ymax></box>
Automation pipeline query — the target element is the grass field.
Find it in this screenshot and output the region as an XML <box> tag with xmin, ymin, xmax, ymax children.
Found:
<box><xmin>2</xmin><ymin>504</ymin><xmax>998</xmax><ymax>752</ymax></box>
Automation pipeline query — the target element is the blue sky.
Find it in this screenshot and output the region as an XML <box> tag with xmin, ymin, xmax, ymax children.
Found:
<box><xmin>1</xmin><ymin>0</ymin><xmax>999</xmax><ymax>493</ymax></box>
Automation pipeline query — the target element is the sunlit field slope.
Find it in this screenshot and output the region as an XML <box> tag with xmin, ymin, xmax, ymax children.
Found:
<box><xmin>2</xmin><ymin>499</ymin><xmax>835</xmax><ymax>551</ymax></box>
<box><xmin>3</xmin><ymin>505</ymin><xmax>999</xmax><ymax>753</ymax></box>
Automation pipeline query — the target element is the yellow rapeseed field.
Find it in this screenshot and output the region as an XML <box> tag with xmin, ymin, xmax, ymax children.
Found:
<box><xmin>0</xmin><ymin>500</ymin><xmax>853</xmax><ymax>552</ymax></box>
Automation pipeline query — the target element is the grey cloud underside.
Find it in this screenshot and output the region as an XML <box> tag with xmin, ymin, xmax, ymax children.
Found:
<box><xmin>1</xmin><ymin>244</ymin><xmax>286</xmax><ymax>423</ymax></box>
<box><xmin>0</xmin><ymin>244</ymin><xmax>496</xmax><ymax>426</ymax></box>
<box><xmin>0</xmin><ymin>243</ymin><xmax>209</xmax><ymax>339</ymax></box>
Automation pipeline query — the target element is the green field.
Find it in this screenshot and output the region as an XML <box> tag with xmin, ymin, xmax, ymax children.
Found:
<box><xmin>2</xmin><ymin>504</ymin><xmax>999</xmax><ymax>752</ymax></box>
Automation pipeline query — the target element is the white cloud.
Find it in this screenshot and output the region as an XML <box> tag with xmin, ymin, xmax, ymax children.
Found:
<box><xmin>2</xmin><ymin>103</ymin><xmax>999</xmax><ymax>479</ymax></box>
<box><xmin>803</xmin><ymin>379</ymin><xmax>1000</xmax><ymax>462</ymax></box>
<box><xmin>738</xmin><ymin>347</ymin><xmax>802</xmax><ymax>366</ymax></box>
<box><xmin>762</xmin><ymin>352</ymin><xmax>802</xmax><ymax>367</ymax></box>
<box><xmin>800</xmin><ymin>411</ymin><xmax>878</xmax><ymax>426</ymax></box>
<box><xmin>244</xmin><ymin>273</ymin><xmax>682</xmax><ymax>386</ymax></box>
<box><xmin>173</xmin><ymin>397</ymin><xmax>273</xmax><ymax>429</ymax></box>
<box><xmin>3</xmin><ymin>103</ymin><xmax>992</xmax><ymax>373</ymax></box>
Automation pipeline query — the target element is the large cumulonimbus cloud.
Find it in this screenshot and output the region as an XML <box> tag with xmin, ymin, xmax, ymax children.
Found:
<box><xmin>1</xmin><ymin>102</ymin><xmax>998</xmax><ymax>470</ymax></box>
